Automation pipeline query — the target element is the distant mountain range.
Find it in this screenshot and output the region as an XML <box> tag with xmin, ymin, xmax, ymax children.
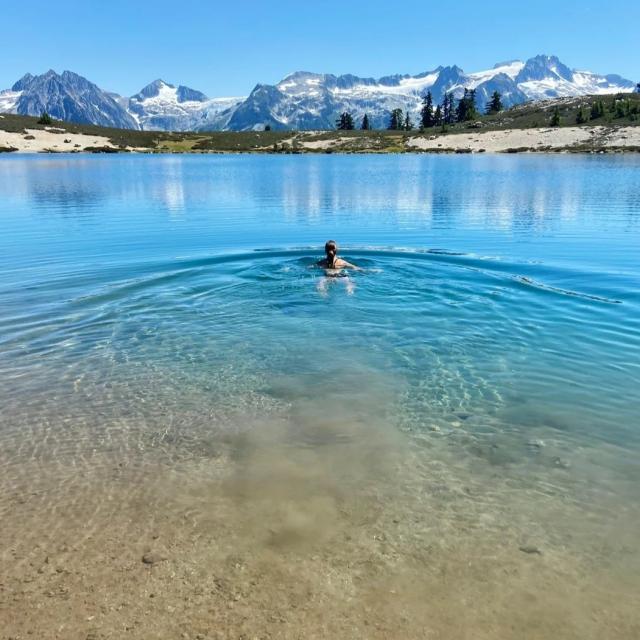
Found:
<box><xmin>0</xmin><ymin>55</ymin><xmax>635</xmax><ymax>131</ymax></box>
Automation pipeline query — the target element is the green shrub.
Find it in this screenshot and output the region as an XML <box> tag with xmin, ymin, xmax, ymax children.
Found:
<box><xmin>37</xmin><ymin>111</ymin><xmax>53</xmax><ymax>125</ymax></box>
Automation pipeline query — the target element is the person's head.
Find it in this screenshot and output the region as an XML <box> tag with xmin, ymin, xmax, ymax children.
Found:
<box><xmin>325</xmin><ymin>240</ymin><xmax>338</xmax><ymax>260</ymax></box>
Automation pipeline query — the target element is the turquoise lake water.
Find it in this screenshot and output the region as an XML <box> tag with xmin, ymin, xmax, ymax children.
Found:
<box><xmin>0</xmin><ymin>154</ymin><xmax>639</xmax><ymax>638</ymax></box>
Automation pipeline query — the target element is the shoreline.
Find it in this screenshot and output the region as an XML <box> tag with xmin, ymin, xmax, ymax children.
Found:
<box><xmin>2</xmin><ymin>123</ymin><xmax>640</xmax><ymax>155</ymax></box>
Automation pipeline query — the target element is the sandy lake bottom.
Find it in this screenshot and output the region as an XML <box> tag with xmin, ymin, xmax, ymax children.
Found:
<box><xmin>1</xmin><ymin>154</ymin><xmax>639</xmax><ymax>638</ymax></box>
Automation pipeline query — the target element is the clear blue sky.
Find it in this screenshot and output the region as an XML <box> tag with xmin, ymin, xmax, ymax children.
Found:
<box><xmin>3</xmin><ymin>0</ymin><xmax>638</xmax><ymax>97</ymax></box>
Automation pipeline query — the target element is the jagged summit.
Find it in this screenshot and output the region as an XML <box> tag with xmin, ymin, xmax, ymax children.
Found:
<box><xmin>3</xmin><ymin>69</ymin><xmax>137</xmax><ymax>129</ymax></box>
<box><xmin>516</xmin><ymin>54</ymin><xmax>574</xmax><ymax>83</ymax></box>
<box><xmin>132</xmin><ymin>79</ymin><xmax>174</xmax><ymax>101</ymax></box>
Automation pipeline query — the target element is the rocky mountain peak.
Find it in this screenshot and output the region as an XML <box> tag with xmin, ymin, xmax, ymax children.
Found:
<box><xmin>516</xmin><ymin>54</ymin><xmax>573</xmax><ymax>83</ymax></box>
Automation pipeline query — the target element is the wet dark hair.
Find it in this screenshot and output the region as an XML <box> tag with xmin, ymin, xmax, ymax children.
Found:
<box><xmin>325</xmin><ymin>240</ymin><xmax>337</xmax><ymax>255</ymax></box>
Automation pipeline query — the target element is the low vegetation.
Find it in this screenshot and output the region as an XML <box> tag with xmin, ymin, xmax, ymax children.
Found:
<box><xmin>1</xmin><ymin>92</ymin><xmax>639</xmax><ymax>154</ymax></box>
<box><xmin>37</xmin><ymin>111</ymin><xmax>52</xmax><ymax>125</ymax></box>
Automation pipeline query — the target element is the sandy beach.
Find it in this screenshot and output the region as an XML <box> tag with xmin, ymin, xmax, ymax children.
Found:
<box><xmin>2</xmin><ymin>120</ymin><xmax>639</xmax><ymax>154</ymax></box>
<box><xmin>405</xmin><ymin>125</ymin><xmax>640</xmax><ymax>153</ymax></box>
<box><xmin>0</xmin><ymin>126</ymin><xmax>139</xmax><ymax>153</ymax></box>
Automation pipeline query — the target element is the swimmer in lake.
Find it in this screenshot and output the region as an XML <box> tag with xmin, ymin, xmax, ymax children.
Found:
<box><xmin>317</xmin><ymin>240</ymin><xmax>359</xmax><ymax>295</ymax></box>
<box><xmin>317</xmin><ymin>240</ymin><xmax>359</xmax><ymax>270</ymax></box>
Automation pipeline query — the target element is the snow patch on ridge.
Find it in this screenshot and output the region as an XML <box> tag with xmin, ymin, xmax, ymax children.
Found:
<box><xmin>127</xmin><ymin>80</ymin><xmax>244</xmax><ymax>130</ymax></box>
<box><xmin>0</xmin><ymin>90</ymin><xmax>22</xmax><ymax>113</ymax></box>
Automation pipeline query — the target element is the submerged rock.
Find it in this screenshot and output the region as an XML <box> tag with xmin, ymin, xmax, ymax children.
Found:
<box><xmin>552</xmin><ymin>456</ymin><xmax>571</xmax><ymax>469</ymax></box>
<box><xmin>519</xmin><ymin>545</ymin><xmax>542</xmax><ymax>555</ymax></box>
<box><xmin>142</xmin><ymin>552</ymin><xmax>167</xmax><ymax>565</ymax></box>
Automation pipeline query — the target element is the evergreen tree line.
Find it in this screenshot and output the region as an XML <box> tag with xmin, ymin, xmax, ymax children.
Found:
<box><xmin>336</xmin><ymin>88</ymin><xmax>504</xmax><ymax>131</ymax></box>
<box><xmin>552</xmin><ymin>95</ymin><xmax>640</xmax><ymax>128</ymax></box>
<box><xmin>336</xmin><ymin>90</ymin><xmax>640</xmax><ymax>131</ymax></box>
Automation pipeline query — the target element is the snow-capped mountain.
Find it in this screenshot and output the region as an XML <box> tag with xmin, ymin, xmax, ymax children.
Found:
<box><xmin>219</xmin><ymin>55</ymin><xmax>634</xmax><ymax>130</ymax></box>
<box><xmin>0</xmin><ymin>71</ymin><xmax>242</xmax><ymax>131</ymax></box>
<box><xmin>0</xmin><ymin>70</ymin><xmax>137</xmax><ymax>129</ymax></box>
<box><xmin>124</xmin><ymin>79</ymin><xmax>242</xmax><ymax>131</ymax></box>
<box><xmin>0</xmin><ymin>56</ymin><xmax>635</xmax><ymax>132</ymax></box>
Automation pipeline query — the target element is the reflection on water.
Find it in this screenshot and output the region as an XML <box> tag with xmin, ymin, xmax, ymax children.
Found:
<box><xmin>0</xmin><ymin>155</ymin><xmax>639</xmax><ymax>639</ymax></box>
<box><xmin>2</xmin><ymin>155</ymin><xmax>640</xmax><ymax>270</ymax></box>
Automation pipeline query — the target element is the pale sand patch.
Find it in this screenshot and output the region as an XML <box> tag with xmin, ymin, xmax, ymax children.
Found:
<box><xmin>301</xmin><ymin>136</ymin><xmax>358</xmax><ymax>150</ymax></box>
<box><xmin>2</xmin><ymin>421</ymin><xmax>638</xmax><ymax>640</ymax></box>
<box><xmin>0</xmin><ymin>128</ymin><xmax>135</xmax><ymax>153</ymax></box>
<box><xmin>598</xmin><ymin>126</ymin><xmax>640</xmax><ymax>147</ymax></box>
<box><xmin>407</xmin><ymin>126</ymin><xmax>640</xmax><ymax>152</ymax></box>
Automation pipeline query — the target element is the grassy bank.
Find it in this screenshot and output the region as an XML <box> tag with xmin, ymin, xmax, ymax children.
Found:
<box><xmin>1</xmin><ymin>92</ymin><xmax>639</xmax><ymax>154</ymax></box>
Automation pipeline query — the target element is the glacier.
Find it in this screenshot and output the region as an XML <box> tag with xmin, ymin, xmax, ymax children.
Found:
<box><xmin>0</xmin><ymin>55</ymin><xmax>635</xmax><ymax>132</ymax></box>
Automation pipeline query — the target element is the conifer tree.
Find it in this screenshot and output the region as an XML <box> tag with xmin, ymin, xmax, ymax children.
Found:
<box><xmin>576</xmin><ymin>107</ymin><xmax>587</xmax><ymax>125</ymax></box>
<box><xmin>433</xmin><ymin>104</ymin><xmax>443</xmax><ymax>126</ymax></box>
<box><xmin>456</xmin><ymin>90</ymin><xmax>469</xmax><ymax>122</ymax></box>
<box><xmin>421</xmin><ymin>91</ymin><xmax>435</xmax><ymax>128</ymax></box>
<box><xmin>615</xmin><ymin>99</ymin><xmax>628</xmax><ymax>118</ymax></box>
<box><xmin>442</xmin><ymin>92</ymin><xmax>456</xmax><ymax>125</ymax></box>
<box><xmin>336</xmin><ymin>112</ymin><xmax>355</xmax><ymax>130</ymax></box>
<box><xmin>550</xmin><ymin>106</ymin><xmax>561</xmax><ymax>127</ymax></box>
<box><xmin>404</xmin><ymin>110</ymin><xmax>413</xmax><ymax>131</ymax></box>
<box><xmin>468</xmin><ymin>89</ymin><xmax>479</xmax><ymax>120</ymax></box>
<box><xmin>485</xmin><ymin>90</ymin><xmax>503</xmax><ymax>115</ymax></box>
<box><xmin>442</xmin><ymin>94</ymin><xmax>450</xmax><ymax>124</ymax></box>
<box><xmin>37</xmin><ymin>111</ymin><xmax>52</xmax><ymax>125</ymax></box>
<box><xmin>361</xmin><ymin>113</ymin><xmax>371</xmax><ymax>130</ymax></box>
<box><xmin>636</xmin><ymin>82</ymin><xmax>640</xmax><ymax>94</ymax></box>
<box><xmin>388</xmin><ymin>108</ymin><xmax>404</xmax><ymax>130</ymax></box>
<box><xmin>456</xmin><ymin>88</ymin><xmax>479</xmax><ymax>122</ymax></box>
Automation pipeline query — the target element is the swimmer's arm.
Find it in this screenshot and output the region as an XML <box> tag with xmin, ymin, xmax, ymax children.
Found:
<box><xmin>339</xmin><ymin>260</ymin><xmax>362</xmax><ymax>270</ymax></box>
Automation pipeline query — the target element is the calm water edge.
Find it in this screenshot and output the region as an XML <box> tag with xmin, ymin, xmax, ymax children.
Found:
<box><xmin>1</xmin><ymin>154</ymin><xmax>639</xmax><ymax>639</ymax></box>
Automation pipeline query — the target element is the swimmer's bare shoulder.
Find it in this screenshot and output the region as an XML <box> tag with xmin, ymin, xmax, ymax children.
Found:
<box><xmin>336</xmin><ymin>258</ymin><xmax>360</xmax><ymax>269</ymax></box>
<box><xmin>318</xmin><ymin>240</ymin><xmax>362</xmax><ymax>270</ymax></box>
<box><xmin>317</xmin><ymin>257</ymin><xmax>360</xmax><ymax>270</ymax></box>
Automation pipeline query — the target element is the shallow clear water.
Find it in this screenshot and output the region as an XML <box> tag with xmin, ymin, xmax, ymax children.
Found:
<box><xmin>1</xmin><ymin>154</ymin><xmax>639</xmax><ymax>639</ymax></box>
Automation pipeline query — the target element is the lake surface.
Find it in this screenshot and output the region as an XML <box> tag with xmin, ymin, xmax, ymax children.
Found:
<box><xmin>1</xmin><ymin>154</ymin><xmax>639</xmax><ymax>639</ymax></box>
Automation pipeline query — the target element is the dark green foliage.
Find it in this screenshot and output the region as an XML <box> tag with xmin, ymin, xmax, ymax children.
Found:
<box><xmin>441</xmin><ymin>92</ymin><xmax>456</xmax><ymax>124</ymax></box>
<box><xmin>433</xmin><ymin>104</ymin><xmax>443</xmax><ymax>126</ymax></box>
<box><xmin>605</xmin><ymin>95</ymin><xmax>636</xmax><ymax>119</ymax></box>
<box><xmin>456</xmin><ymin>89</ymin><xmax>479</xmax><ymax>122</ymax></box>
<box><xmin>485</xmin><ymin>91</ymin><xmax>503</xmax><ymax>115</ymax></box>
<box><xmin>590</xmin><ymin>100</ymin><xmax>605</xmax><ymax>119</ymax></box>
<box><xmin>576</xmin><ymin>107</ymin><xmax>587</xmax><ymax>124</ymax></box>
<box><xmin>441</xmin><ymin>96</ymin><xmax>449</xmax><ymax>124</ymax></box>
<box><xmin>421</xmin><ymin>91</ymin><xmax>435</xmax><ymax>128</ymax></box>
<box><xmin>449</xmin><ymin>93</ymin><xmax>456</xmax><ymax>121</ymax></box>
<box><xmin>83</xmin><ymin>145</ymin><xmax>126</xmax><ymax>153</ymax></box>
<box><xmin>607</xmin><ymin>94</ymin><xmax>626</xmax><ymax>114</ymax></box>
<box><xmin>388</xmin><ymin>108</ymin><xmax>404</xmax><ymax>130</ymax></box>
<box><xmin>361</xmin><ymin>113</ymin><xmax>371</xmax><ymax>130</ymax></box>
<box><xmin>636</xmin><ymin>82</ymin><xmax>640</xmax><ymax>94</ymax></box>
<box><xmin>37</xmin><ymin>111</ymin><xmax>52</xmax><ymax>125</ymax></box>
<box><xmin>264</xmin><ymin>124</ymin><xmax>272</xmax><ymax>131</ymax></box>
<box><xmin>550</xmin><ymin>106</ymin><xmax>561</xmax><ymax>127</ymax></box>
<box><xmin>335</xmin><ymin>112</ymin><xmax>355</xmax><ymax>130</ymax></box>
<box><xmin>404</xmin><ymin>110</ymin><xmax>413</xmax><ymax>131</ymax></box>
